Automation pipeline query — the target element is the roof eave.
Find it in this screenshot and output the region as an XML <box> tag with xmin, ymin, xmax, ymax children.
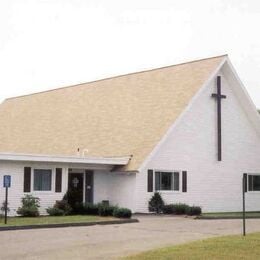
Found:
<box><xmin>0</xmin><ymin>152</ymin><xmax>130</xmax><ymax>165</ymax></box>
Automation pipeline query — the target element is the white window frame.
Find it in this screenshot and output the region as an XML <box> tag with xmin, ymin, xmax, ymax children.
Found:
<box><xmin>154</xmin><ymin>169</ymin><xmax>181</xmax><ymax>193</ymax></box>
<box><xmin>32</xmin><ymin>167</ymin><xmax>54</xmax><ymax>193</ymax></box>
<box><xmin>248</xmin><ymin>173</ymin><xmax>260</xmax><ymax>193</ymax></box>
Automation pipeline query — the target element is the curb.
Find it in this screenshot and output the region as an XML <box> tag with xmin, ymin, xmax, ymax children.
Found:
<box><xmin>196</xmin><ymin>216</ymin><xmax>260</xmax><ymax>220</ymax></box>
<box><xmin>0</xmin><ymin>218</ymin><xmax>139</xmax><ymax>231</ymax></box>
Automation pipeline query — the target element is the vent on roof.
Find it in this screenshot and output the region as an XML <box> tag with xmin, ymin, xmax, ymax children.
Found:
<box><xmin>76</xmin><ymin>148</ymin><xmax>89</xmax><ymax>157</ymax></box>
<box><xmin>82</xmin><ymin>148</ymin><xmax>89</xmax><ymax>157</ymax></box>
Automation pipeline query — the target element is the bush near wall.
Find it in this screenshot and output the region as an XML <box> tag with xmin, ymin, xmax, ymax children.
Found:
<box><xmin>113</xmin><ymin>208</ymin><xmax>132</xmax><ymax>218</ymax></box>
<box><xmin>185</xmin><ymin>206</ymin><xmax>202</xmax><ymax>216</ymax></box>
<box><xmin>162</xmin><ymin>203</ymin><xmax>201</xmax><ymax>216</ymax></box>
<box><xmin>98</xmin><ymin>204</ymin><xmax>115</xmax><ymax>216</ymax></box>
<box><xmin>47</xmin><ymin>202</ymin><xmax>132</xmax><ymax>219</ymax></box>
<box><xmin>46</xmin><ymin>200</ymin><xmax>72</xmax><ymax>216</ymax></box>
<box><xmin>148</xmin><ymin>192</ymin><xmax>165</xmax><ymax>213</ymax></box>
<box><xmin>72</xmin><ymin>203</ymin><xmax>99</xmax><ymax>215</ymax></box>
<box><xmin>46</xmin><ymin>207</ymin><xmax>65</xmax><ymax>216</ymax></box>
<box><xmin>17</xmin><ymin>195</ymin><xmax>40</xmax><ymax>217</ymax></box>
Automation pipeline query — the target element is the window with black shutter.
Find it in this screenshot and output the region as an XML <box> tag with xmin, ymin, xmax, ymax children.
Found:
<box><xmin>34</xmin><ymin>169</ymin><xmax>52</xmax><ymax>191</ymax></box>
<box><xmin>155</xmin><ymin>171</ymin><xmax>179</xmax><ymax>191</ymax></box>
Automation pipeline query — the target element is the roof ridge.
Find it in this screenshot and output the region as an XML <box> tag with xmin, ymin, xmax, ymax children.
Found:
<box><xmin>5</xmin><ymin>54</ymin><xmax>227</xmax><ymax>101</ymax></box>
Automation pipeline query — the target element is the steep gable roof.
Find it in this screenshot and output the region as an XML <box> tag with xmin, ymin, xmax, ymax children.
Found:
<box><xmin>0</xmin><ymin>55</ymin><xmax>226</xmax><ymax>171</ymax></box>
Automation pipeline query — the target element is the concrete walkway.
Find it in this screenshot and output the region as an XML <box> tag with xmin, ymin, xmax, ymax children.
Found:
<box><xmin>1</xmin><ymin>215</ymin><xmax>260</xmax><ymax>259</ymax></box>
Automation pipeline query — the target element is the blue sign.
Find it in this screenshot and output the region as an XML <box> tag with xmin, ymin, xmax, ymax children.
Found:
<box><xmin>3</xmin><ymin>175</ymin><xmax>11</xmax><ymax>188</ymax></box>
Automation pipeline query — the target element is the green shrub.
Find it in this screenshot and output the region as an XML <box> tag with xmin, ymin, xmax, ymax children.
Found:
<box><xmin>1</xmin><ymin>201</ymin><xmax>10</xmax><ymax>214</ymax></box>
<box><xmin>71</xmin><ymin>202</ymin><xmax>84</xmax><ymax>215</ymax></box>
<box><xmin>74</xmin><ymin>203</ymin><xmax>114</xmax><ymax>216</ymax></box>
<box><xmin>148</xmin><ymin>192</ymin><xmax>164</xmax><ymax>213</ymax></box>
<box><xmin>83</xmin><ymin>203</ymin><xmax>99</xmax><ymax>215</ymax></box>
<box><xmin>162</xmin><ymin>203</ymin><xmax>202</xmax><ymax>215</ymax></box>
<box><xmin>113</xmin><ymin>207</ymin><xmax>132</xmax><ymax>218</ymax></box>
<box><xmin>162</xmin><ymin>204</ymin><xmax>176</xmax><ymax>214</ymax></box>
<box><xmin>46</xmin><ymin>207</ymin><xmax>65</xmax><ymax>216</ymax></box>
<box><xmin>17</xmin><ymin>195</ymin><xmax>40</xmax><ymax>217</ymax></box>
<box><xmin>171</xmin><ymin>203</ymin><xmax>190</xmax><ymax>215</ymax></box>
<box><xmin>62</xmin><ymin>190</ymin><xmax>81</xmax><ymax>213</ymax></box>
<box><xmin>186</xmin><ymin>206</ymin><xmax>202</xmax><ymax>216</ymax></box>
<box><xmin>55</xmin><ymin>200</ymin><xmax>72</xmax><ymax>215</ymax></box>
<box><xmin>98</xmin><ymin>204</ymin><xmax>116</xmax><ymax>216</ymax></box>
<box><xmin>46</xmin><ymin>200</ymin><xmax>72</xmax><ymax>216</ymax></box>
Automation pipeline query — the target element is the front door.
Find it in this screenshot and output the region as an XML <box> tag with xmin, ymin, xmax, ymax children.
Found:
<box><xmin>68</xmin><ymin>173</ymin><xmax>84</xmax><ymax>207</ymax></box>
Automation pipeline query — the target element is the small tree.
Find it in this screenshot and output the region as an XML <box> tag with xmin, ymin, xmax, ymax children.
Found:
<box><xmin>0</xmin><ymin>201</ymin><xmax>10</xmax><ymax>217</ymax></box>
<box><xmin>17</xmin><ymin>195</ymin><xmax>40</xmax><ymax>217</ymax></box>
<box><xmin>148</xmin><ymin>192</ymin><xmax>164</xmax><ymax>213</ymax></box>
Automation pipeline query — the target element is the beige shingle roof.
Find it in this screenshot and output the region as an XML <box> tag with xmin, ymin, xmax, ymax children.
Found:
<box><xmin>0</xmin><ymin>55</ymin><xmax>225</xmax><ymax>171</ymax></box>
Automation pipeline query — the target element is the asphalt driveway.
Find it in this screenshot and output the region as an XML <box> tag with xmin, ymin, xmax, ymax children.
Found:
<box><xmin>1</xmin><ymin>215</ymin><xmax>260</xmax><ymax>259</ymax></box>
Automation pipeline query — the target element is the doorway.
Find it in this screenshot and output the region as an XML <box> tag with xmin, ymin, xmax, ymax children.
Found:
<box><xmin>68</xmin><ymin>170</ymin><xmax>94</xmax><ymax>205</ymax></box>
<box><xmin>68</xmin><ymin>173</ymin><xmax>84</xmax><ymax>207</ymax></box>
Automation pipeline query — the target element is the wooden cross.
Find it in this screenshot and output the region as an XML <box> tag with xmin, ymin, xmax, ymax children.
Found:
<box><xmin>212</xmin><ymin>76</ymin><xmax>226</xmax><ymax>161</ymax></box>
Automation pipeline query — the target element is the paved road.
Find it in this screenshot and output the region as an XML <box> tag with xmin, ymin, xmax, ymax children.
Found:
<box><xmin>1</xmin><ymin>215</ymin><xmax>260</xmax><ymax>260</ymax></box>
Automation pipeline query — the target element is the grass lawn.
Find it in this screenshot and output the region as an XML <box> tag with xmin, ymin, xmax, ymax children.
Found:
<box><xmin>125</xmin><ymin>232</ymin><xmax>260</xmax><ymax>260</ymax></box>
<box><xmin>200</xmin><ymin>211</ymin><xmax>260</xmax><ymax>218</ymax></box>
<box><xmin>0</xmin><ymin>215</ymin><xmax>114</xmax><ymax>226</ymax></box>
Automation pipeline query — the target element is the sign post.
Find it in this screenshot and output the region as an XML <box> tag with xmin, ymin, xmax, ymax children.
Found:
<box><xmin>3</xmin><ymin>175</ymin><xmax>11</xmax><ymax>224</ymax></box>
<box><xmin>242</xmin><ymin>173</ymin><xmax>247</xmax><ymax>236</ymax></box>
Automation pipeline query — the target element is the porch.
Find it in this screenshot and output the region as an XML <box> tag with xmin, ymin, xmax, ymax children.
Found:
<box><xmin>0</xmin><ymin>153</ymin><xmax>134</xmax><ymax>215</ymax></box>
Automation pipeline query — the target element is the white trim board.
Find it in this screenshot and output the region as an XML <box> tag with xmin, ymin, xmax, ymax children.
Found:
<box><xmin>0</xmin><ymin>152</ymin><xmax>130</xmax><ymax>165</ymax></box>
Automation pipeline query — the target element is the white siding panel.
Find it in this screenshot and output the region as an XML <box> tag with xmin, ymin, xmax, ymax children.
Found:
<box><xmin>108</xmin><ymin>173</ymin><xmax>136</xmax><ymax>212</ymax></box>
<box><xmin>93</xmin><ymin>170</ymin><xmax>109</xmax><ymax>203</ymax></box>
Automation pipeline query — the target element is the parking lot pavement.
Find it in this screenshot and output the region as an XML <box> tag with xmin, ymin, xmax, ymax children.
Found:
<box><xmin>1</xmin><ymin>215</ymin><xmax>260</xmax><ymax>259</ymax></box>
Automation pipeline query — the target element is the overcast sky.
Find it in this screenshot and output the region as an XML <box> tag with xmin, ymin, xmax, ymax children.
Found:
<box><xmin>0</xmin><ymin>0</ymin><xmax>260</xmax><ymax>108</ymax></box>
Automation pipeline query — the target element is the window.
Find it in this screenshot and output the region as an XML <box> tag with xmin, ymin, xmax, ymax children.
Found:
<box><xmin>248</xmin><ymin>175</ymin><xmax>260</xmax><ymax>191</ymax></box>
<box><xmin>34</xmin><ymin>169</ymin><xmax>52</xmax><ymax>191</ymax></box>
<box><xmin>155</xmin><ymin>171</ymin><xmax>179</xmax><ymax>191</ymax></box>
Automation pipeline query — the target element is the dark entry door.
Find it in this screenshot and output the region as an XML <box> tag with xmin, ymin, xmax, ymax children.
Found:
<box><xmin>85</xmin><ymin>171</ymin><xmax>94</xmax><ymax>203</ymax></box>
<box><xmin>68</xmin><ymin>173</ymin><xmax>84</xmax><ymax>207</ymax></box>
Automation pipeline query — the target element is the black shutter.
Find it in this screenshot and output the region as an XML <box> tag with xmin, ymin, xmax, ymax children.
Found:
<box><xmin>147</xmin><ymin>169</ymin><xmax>153</xmax><ymax>192</ymax></box>
<box><xmin>173</xmin><ymin>172</ymin><xmax>179</xmax><ymax>191</ymax></box>
<box><xmin>244</xmin><ymin>174</ymin><xmax>247</xmax><ymax>193</ymax></box>
<box><xmin>182</xmin><ymin>171</ymin><xmax>187</xmax><ymax>192</ymax></box>
<box><xmin>248</xmin><ymin>175</ymin><xmax>253</xmax><ymax>191</ymax></box>
<box><xmin>55</xmin><ymin>168</ymin><xmax>62</xmax><ymax>192</ymax></box>
<box><xmin>155</xmin><ymin>172</ymin><xmax>161</xmax><ymax>191</ymax></box>
<box><xmin>24</xmin><ymin>167</ymin><xmax>31</xmax><ymax>192</ymax></box>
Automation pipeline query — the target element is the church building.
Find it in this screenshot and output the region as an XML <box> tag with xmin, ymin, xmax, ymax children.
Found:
<box><xmin>0</xmin><ymin>55</ymin><xmax>259</xmax><ymax>215</ymax></box>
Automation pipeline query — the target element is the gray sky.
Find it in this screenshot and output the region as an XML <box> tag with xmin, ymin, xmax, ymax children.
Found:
<box><xmin>1</xmin><ymin>0</ymin><xmax>260</xmax><ymax>107</ymax></box>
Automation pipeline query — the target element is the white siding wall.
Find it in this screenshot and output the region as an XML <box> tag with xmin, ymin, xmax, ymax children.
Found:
<box><xmin>0</xmin><ymin>161</ymin><xmax>68</xmax><ymax>216</ymax></box>
<box><xmin>107</xmin><ymin>172</ymin><xmax>136</xmax><ymax>211</ymax></box>
<box><xmin>136</xmin><ymin>67</ymin><xmax>260</xmax><ymax>213</ymax></box>
<box><xmin>93</xmin><ymin>170</ymin><xmax>109</xmax><ymax>203</ymax></box>
<box><xmin>93</xmin><ymin>171</ymin><xmax>136</xmax><ymax>211</ymax></box>
<box><xmin>0</xmin><ymin>162</ymin><xmax>136</xmax><ymax>216</ymax></box>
